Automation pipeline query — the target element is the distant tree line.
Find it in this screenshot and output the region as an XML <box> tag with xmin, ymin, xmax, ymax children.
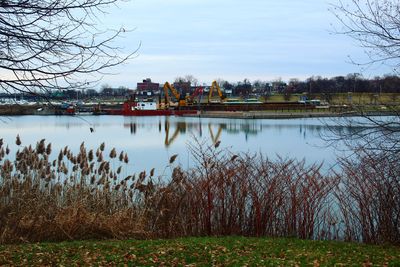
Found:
<box><xmin>0</xmin><ymin>85</ymin><xmax>132</xmax><ymax>101</ymax></box>
<box><xmin>176</xmin><ymin>74</ymin><xmax>400</xmax><ymax>98</ymax></box>
<box><xmin>220</xmin><ymin>74</ymin><xmax>400</xmax><ymax>97</ymax></box>
<box><xmin>2</xmin><ymin>74</ymin><xmax>399</xmax><ymax>101</ymax></box>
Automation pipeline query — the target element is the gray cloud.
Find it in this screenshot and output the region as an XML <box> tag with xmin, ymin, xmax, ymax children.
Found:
<box><xmin>99</xmin><ymin>0</ymin><xmax>393</xmax><ymax>86</ymax></box>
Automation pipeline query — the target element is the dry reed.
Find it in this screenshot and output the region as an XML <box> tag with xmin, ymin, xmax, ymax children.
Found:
<box><xmin>0</xmin><ymin>137</ymin><xmax>397</xmax><ymax>245</ymax></box>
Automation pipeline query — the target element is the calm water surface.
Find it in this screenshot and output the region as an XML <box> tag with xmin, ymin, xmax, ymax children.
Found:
<box><xmin>0</xmin><ymin>115</ymin><xmax>346</xmax><ymax>175</ymax></box>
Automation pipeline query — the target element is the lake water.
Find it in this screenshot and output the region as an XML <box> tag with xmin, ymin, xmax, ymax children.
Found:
<box><xmin>0</xmin><ymin>115</ymin><xmax>348</xmax><ymax>175</ymax></box>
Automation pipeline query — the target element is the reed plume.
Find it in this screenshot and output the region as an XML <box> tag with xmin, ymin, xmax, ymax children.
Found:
<box><xmin>0</xmin><ymin>136</ymin><xmax>396</xmax><ymax>245</ymax></box>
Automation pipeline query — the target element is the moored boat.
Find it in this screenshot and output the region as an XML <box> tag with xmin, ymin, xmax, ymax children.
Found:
<box><xmin>107</xmin><ymin>98</ymin><xmax>199</xmax><ymax>116</ymax></box>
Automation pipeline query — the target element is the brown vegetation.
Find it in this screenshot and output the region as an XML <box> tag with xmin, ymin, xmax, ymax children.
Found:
<box><xmin>0</xmin><ymin>137</ymin><xmax>398</xmax><ymax>245</ymax></box>
<box><xmin>335</xmin><ymin>150</ymin><xmax>400</xmax><ymax>244</ymax></box>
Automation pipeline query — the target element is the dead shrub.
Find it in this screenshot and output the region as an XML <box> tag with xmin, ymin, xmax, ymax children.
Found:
<box><xmin>2</xmin><ymin>137</ymin><xmax>398</xmax><ymax>245</ymax></box>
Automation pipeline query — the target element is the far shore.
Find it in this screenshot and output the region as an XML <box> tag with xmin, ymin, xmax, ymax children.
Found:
<box><xmin>0</xmin><ymin>103</ymin><xmax>397</xmax><ymax>119</ymax></box>
<box><xmin>187</xmin><ymin>110</ymin><xmax>397</xmax><ymax>119</ymax></box>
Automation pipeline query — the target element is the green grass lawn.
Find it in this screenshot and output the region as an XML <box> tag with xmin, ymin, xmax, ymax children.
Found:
<box><xmin>1</xmin><ymin>237</ymin><xmax>399</xmax><ymax>266</ymax></box>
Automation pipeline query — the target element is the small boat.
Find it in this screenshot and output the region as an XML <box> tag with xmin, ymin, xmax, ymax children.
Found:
<box><xmin>108</xmin><ymin>98</ymin><xmax>199</xmax><ymax>116</ymax></box>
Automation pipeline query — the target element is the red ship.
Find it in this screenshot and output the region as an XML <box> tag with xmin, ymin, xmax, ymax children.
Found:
<box><xmin>105</xmin><ymin>99</ymin><xmax>199</xmax><ymax>116</ymax></box>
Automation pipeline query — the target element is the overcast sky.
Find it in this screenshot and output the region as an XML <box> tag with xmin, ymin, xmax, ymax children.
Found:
<box><xmin>100</xmin><ymin>0</ymin><xmax>393</xmax><ymax>87</ymax></box>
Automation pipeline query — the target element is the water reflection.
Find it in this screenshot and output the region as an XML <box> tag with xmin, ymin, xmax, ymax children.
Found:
<box><xmin>124</xmin><ymin>118</ymin><xmax>363</xmax><ymax>139</ymax></box>
<box><xmin>117</xmin><ymin>115</ymin><xmax>391</xmax><ymax>172</ymax></box>
<box><xmin>0</xmin><ymin>115</ymin><xmax>375</xmax><ymax>174</ymax></box>
<box><xmin>121</xmin><ymin>117</ymin><xmax>363</xmax><ymax>149</ymax></box>
<box><xmin>124</xmin><ymin>118</ymin><xmax>268</xmax><ymax>147</ymax></box>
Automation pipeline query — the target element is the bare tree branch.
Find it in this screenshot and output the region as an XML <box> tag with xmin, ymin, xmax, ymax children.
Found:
<box><xmin>330</xmin><ymin>0</ymin><xmax>400</xmax><ymax>155</ymax></box>
<box><xmin>0</xmin><ymin>0</ymin><xmax>136</xmax><ymax>94</ymax></box>
<box><xmin>331</xmin><ymin>0</ymin><xmax>400</xmax><ymax>71</ymax></box>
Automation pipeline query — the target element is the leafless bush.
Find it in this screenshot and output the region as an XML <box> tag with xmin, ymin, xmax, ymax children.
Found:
<box><xmin>335</xmin><ymin>149</ymin><xmax>400</xmax><ymax>244</ymax></box>
<box><xmin>3</xmin><ymin>136</ymin><xmax>399</xmax><ymax>245</ymax></box>
<box><xmin>149</xmin><ymin>138</ymin><xmax>337</xmax><ymax>239</ymax></box>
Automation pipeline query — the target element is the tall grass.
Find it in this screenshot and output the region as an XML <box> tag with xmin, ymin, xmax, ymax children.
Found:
<box><xmin>0</xmin><ymin>137</ymin><xmax>398</xmax><ymax>244</ymax></box>
<box><xmin>0</xmin><ymin>138</ymin><xmax>146</xmax><ymax>243</ymax></box>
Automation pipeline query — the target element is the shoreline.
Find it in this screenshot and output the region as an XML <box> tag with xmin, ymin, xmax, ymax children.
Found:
<box><xmin>185</xmin><ymin>110</ymin><xmax>397</xmax><ymax>119</ymax></box>
<box><xmin>0</xmin><ymin>104</ymin><xmax>397</xmax><ymax>119</ymax></box>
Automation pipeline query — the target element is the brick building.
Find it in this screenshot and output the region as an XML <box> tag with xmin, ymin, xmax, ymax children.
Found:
<box><xmin>136</xmin><ymin>78</ymin><xmax>160</xmax><ymax>96</ymax></box>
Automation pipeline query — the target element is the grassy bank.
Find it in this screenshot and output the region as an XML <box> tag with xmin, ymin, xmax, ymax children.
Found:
<box><xmin>1</xmin><ymin>237</ymin><xmax>399</xmax><ymax>266</ymax></box>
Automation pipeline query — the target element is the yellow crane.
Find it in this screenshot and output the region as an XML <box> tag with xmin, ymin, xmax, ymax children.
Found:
<box><xmin>163</xmin><ymin>82</ymin><xmax>187</xmax><ymax>108</ymax></box>
<box><xmin>208</xmin><ymin>80</ymin><xmax>226</xmax><ymax>103</ymax></box>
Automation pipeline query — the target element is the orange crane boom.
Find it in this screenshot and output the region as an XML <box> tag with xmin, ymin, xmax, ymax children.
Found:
<box><xmin>208</xmin><ymin>80</ymin><xmax>226</xmax><ymax>103</ymax></box>
<box><xmin>163</xmin><ymin>82</ymin><xmax>187</xmax><ymax>108</ymax></box>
